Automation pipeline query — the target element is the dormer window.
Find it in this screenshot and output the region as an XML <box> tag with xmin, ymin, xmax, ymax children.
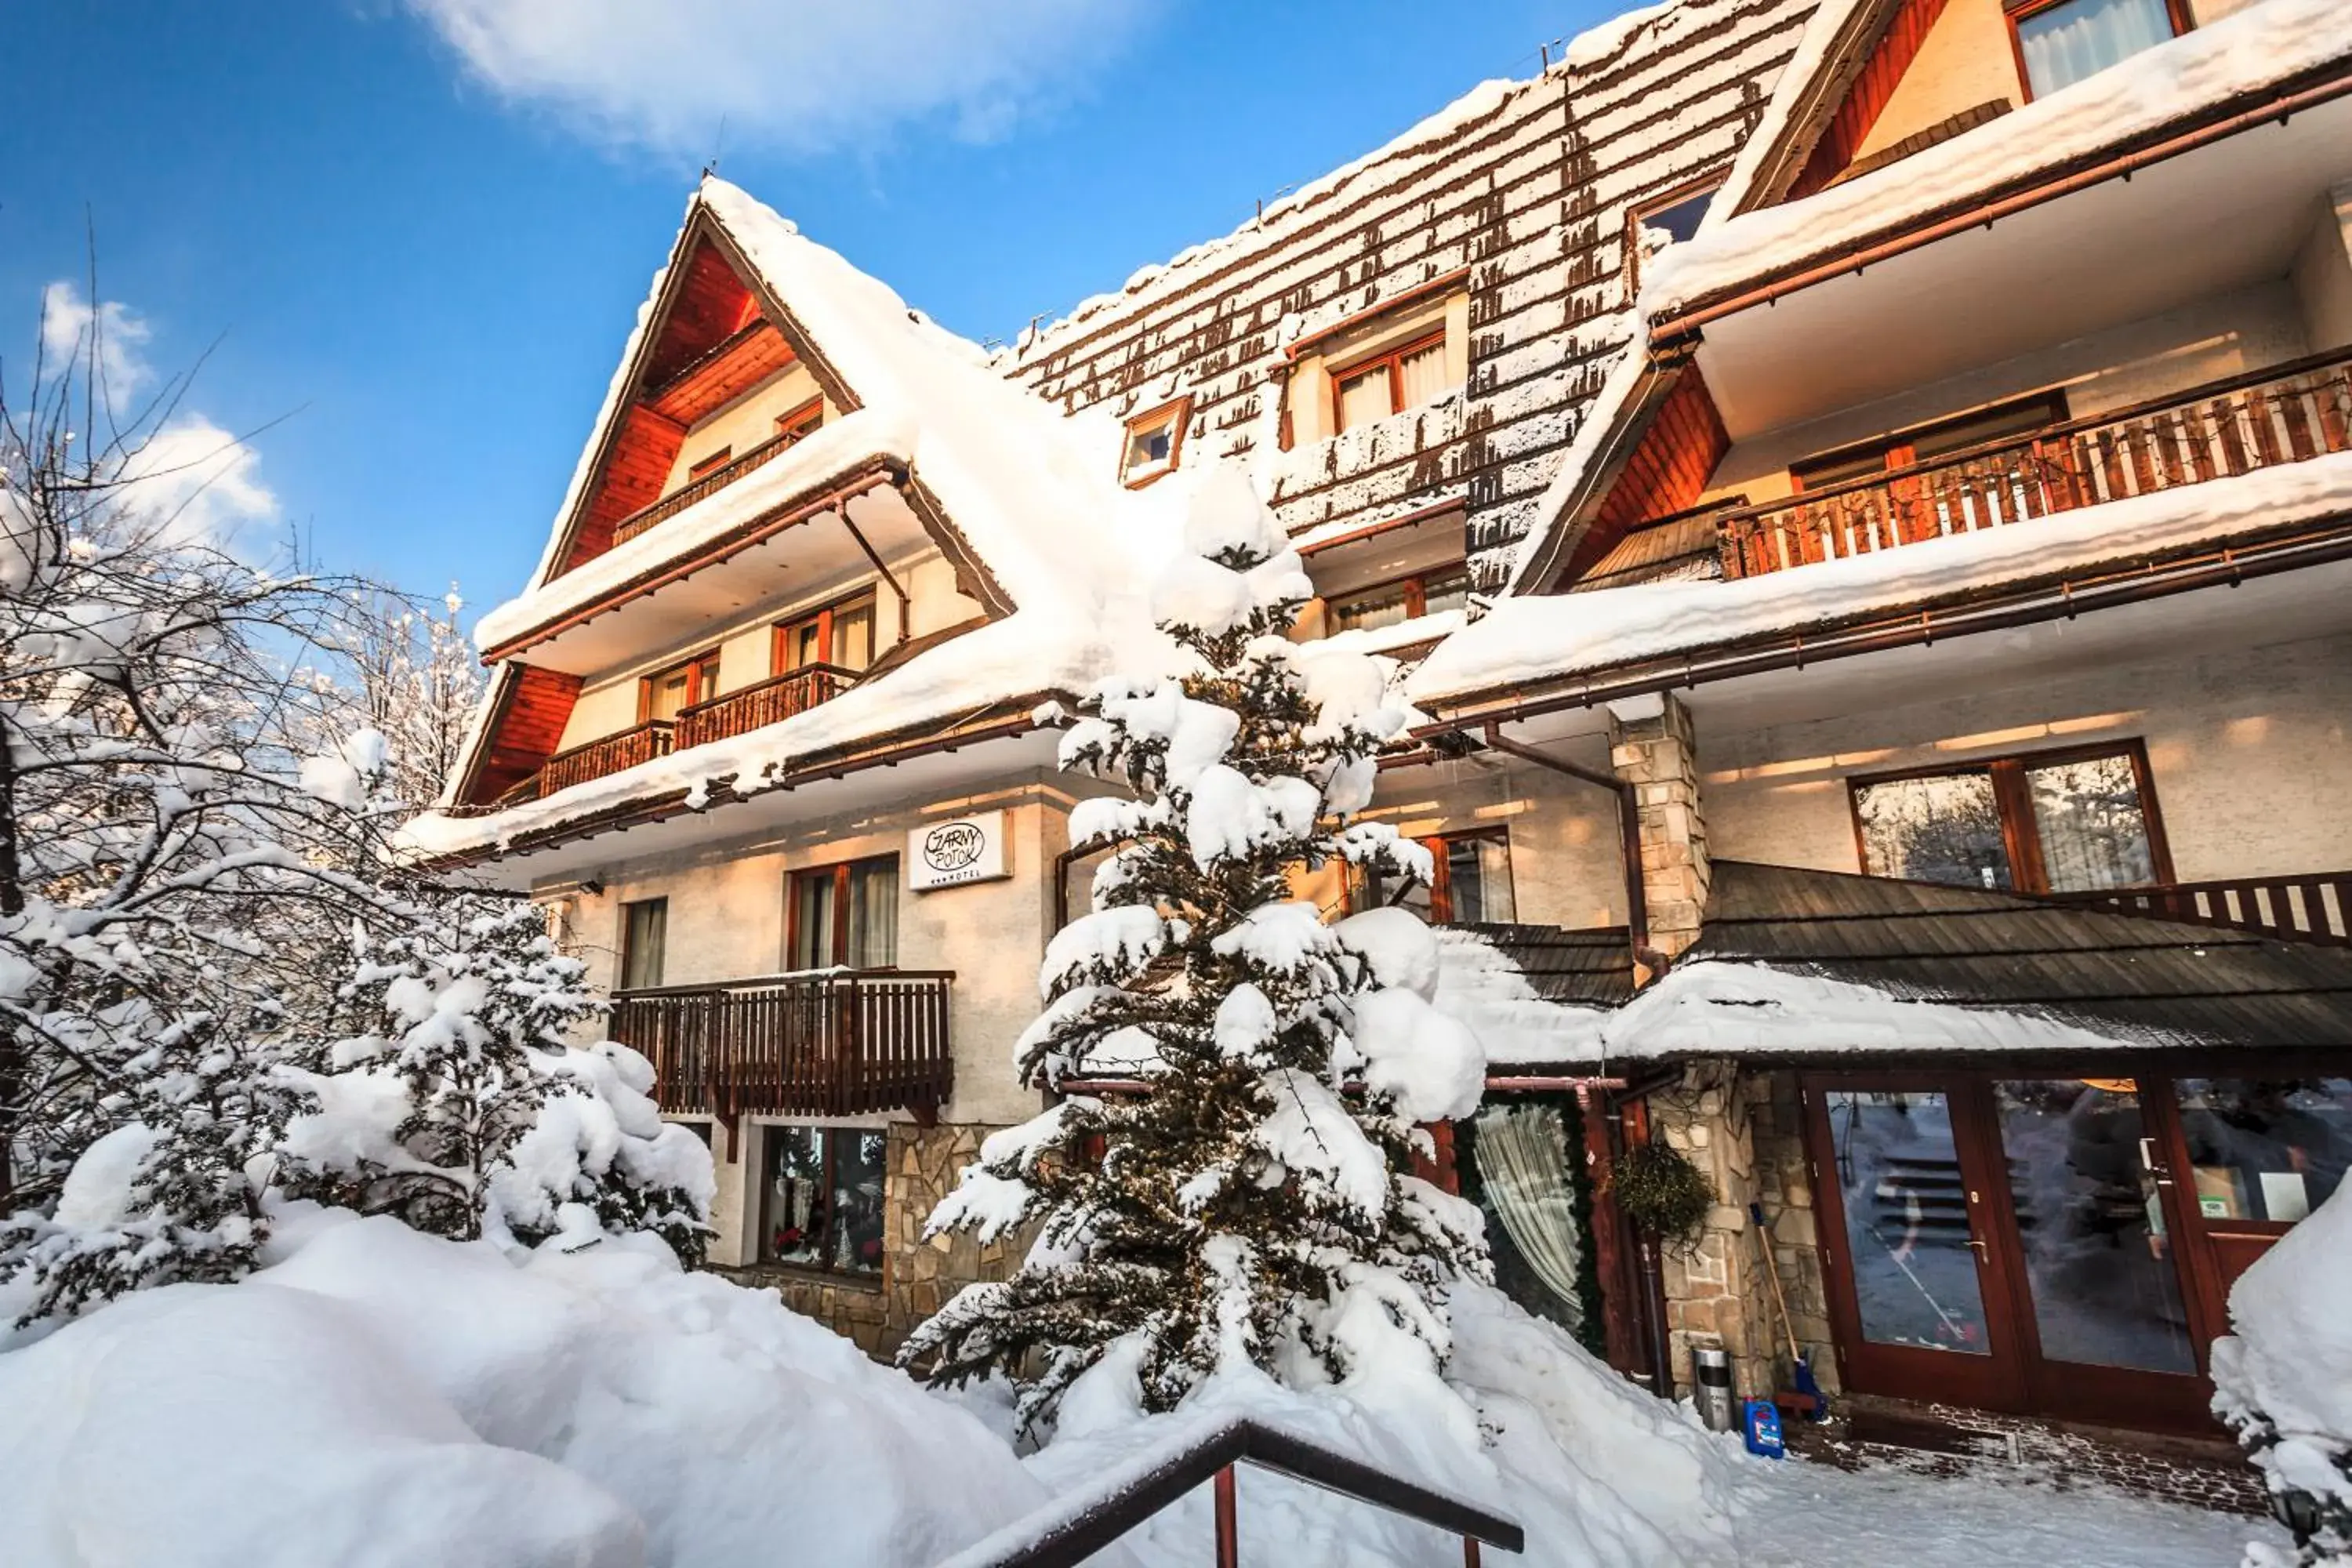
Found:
<box><xmin>1628</xmin><ymin>174</ymin><xmax>1725</xmax><ymax>289</ymax></box>
<box><xmin>1120</xmin><ymin>397</ymin><xmax>1190</xmax><ymax>488</ymax></box>
<box><xmin>2008</xmin><ymin>0</ymin><xmax>2183</xmax><ymax>101</ymax></box>
<box><xmin>1332</xmin><ymin>332</ymin><xmax>1448</xmax><ymax>436</ymax></box>
<box><xmin>776</xmin><ymin>397</ymin><xmax>824</xmax><ymax>445</ymax></box>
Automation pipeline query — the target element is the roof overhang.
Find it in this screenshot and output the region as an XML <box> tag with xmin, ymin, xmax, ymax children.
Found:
<box><xmin>1653</xmin><ymin>67</ymin><xmax>2352</xmax><ymax>438</ymax></box>
<box><xmin>1415</xmin><ymin>514</ymin><xmax>2352</xmax><ymax>736</ymax></box>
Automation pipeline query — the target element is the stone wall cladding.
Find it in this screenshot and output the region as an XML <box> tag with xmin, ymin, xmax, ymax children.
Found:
<box><xmin>1648</xmin><ymin>1066</ymin><xmax>1835</xmax><ymax>1402</ymax></box>
<box><xmin>722</xmin><ymin>1121</ymin><xmax>1023</xmax><ymax>1359</ymax></box>
<box><xmin>1612</xmin><ymin>694</ymin><xmax>1712</xmax><ymax>957</ymax></box>
<box><xmin>1001</xmin><ymin>0</ymin><xmax>1817</xmax><ymax>590</ymax></box>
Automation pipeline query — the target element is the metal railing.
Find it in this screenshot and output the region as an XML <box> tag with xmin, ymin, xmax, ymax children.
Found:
<box><xmin>673</xmin><ymin>663</ymin><xmax>855</xmax><ymax>750</ymax></box>
<box><xmin>610</xmin><ymin>969</ymin><xmax>954</xmax><ymax>1119</ymax></box>
<box><xmin>935</xmin><ymin>1414</ymin><xmax>1524</xmax><ymax>1568</ymax></box>
<box><xmin>2043</xmin><ymin>870</ymin><xmax>2352</xmax><ymax>947</ymax></box>
<box><xmin>1715</xmin><ymin>347</ymin><xmax>2352</xmax><ymax>579</ymax></box>
<box><xmin>495</xmin><ymin>719</ymin><xmax>674</xmax><ymax>807</ymax></box>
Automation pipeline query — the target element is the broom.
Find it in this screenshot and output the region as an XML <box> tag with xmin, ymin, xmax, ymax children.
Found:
<box><xmin>1749</xmin><ymin>1200</ymin><xmax>1829</xmax><ymax>1421</ymax></box>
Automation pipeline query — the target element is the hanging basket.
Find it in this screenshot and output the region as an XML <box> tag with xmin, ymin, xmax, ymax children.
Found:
<box><xmin>1613</xmin><ymin>1140</ymin><xmax>1714</xmax><ymax>1243</ymax></box>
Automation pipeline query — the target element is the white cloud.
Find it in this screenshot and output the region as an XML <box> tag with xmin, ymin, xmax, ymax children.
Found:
<box><xmin>41</xmin><ymin>281</ymin><xmax>155</xmax><ymax>410</ymax></box>
<box><xmin>405</xmin><ymin>0</ymin><xmax>1142</xmax><ymax>155</ymax></box>
<box><xmin>35</xmin><ymin>283</ymin><xmax>278</xmax><ymax>550</ymax></box>
<box><xmin>118</xmin><ymin>413</ymin><xmax>279</xmax><ymax>549</ymax></box>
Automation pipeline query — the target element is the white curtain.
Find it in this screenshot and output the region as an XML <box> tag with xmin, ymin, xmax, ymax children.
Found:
<box><xmin>2017</xmin><ymin>0</ymin><xmax>2171</xmax><ymax>99</ymax></box>
<box><xmin>1474</xmin><ymin>1105</ymin><xmax>1587</xmax><ymax>1333</ymax></box>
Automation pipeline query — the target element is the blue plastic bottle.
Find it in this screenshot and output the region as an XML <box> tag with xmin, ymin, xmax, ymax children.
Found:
<box><xmin>1742</xmin><ymin>1397</ymin><xmax>1786</xmax><ymax>1459</ymax></box>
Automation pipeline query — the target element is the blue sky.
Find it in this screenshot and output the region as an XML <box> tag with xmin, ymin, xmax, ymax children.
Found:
<box><xmin>2</xmin><ymin>0</ymin><xmax>1622</xmax><ymax>613</ymax></box>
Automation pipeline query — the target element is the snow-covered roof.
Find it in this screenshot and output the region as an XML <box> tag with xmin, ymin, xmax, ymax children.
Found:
<box><xmin>1641</xmin><ymin>0</ymin><xmax>2352</xmax><ymax>321</ymax></box>
<box><xmin>415</xmin><ymin>180</ymin><xmax>1208</xmax><ymax>859</ymax></box>
<box><xmin>1414</xmin><ymin>449</ymin><xmax>2352</xmax><ymax>709</ymax></box>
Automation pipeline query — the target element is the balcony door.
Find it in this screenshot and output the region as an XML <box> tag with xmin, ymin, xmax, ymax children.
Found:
<box><xmin>1808</xmin><ymin>1071</ymin><xmax>2212</xmax><ymax>1429</ymax></box>
<box><xmin>775</xmin><ymin>592</ymin><xmax>876</xmax><ymax>677</ymax></box>
<box><xmin>787</xmin><ymin>855</ymin><xmax>898</xmax><ymax>972</ymax></box>
<box><xmin>640</xmin><ymin>649</ymin><xmax>720</xmax><ymax>724</ymax></box>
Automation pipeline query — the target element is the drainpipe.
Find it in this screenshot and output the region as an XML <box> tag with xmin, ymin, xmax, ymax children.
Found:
<box><xmin>1477</xmin><ymin>722</ymin><xmax>1667</xmax><ymax>976</ymax></box>
<box><xmin>840</xmin><ymin>510</ymin><xmax>913</xmax><ymax>652</ymax></box>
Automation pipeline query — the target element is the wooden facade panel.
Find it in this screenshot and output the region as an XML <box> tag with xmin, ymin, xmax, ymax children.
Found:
<box><xmin>645</xmin><ymin>322</ymin><xmax>797</xmax><ymax>426</ymax></box>
<box><xmin>468</xmin><ymin>665</ymin><xmax>586</xmax><ymax>805</ymax></box>
<box><xmin>1791</xmin><ymin>0</ymin><xmax>1952</xmax><ymax>198</ymax></box>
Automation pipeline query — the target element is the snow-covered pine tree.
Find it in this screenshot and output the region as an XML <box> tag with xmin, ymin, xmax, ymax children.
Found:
<box><xmin>902</xmin><ymin>466</ymin><xmax>1489</xmax><ymax>1428</ymax></box>
<box><xmin>281</xmin><ymin>893</ymin><xmax>713</xmax><ymax>1265</ymax></box>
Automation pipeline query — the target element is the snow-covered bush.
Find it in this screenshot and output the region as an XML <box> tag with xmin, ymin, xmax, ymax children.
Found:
<box><xmin>281</xmin><ymin>895</ymin><xmax>713</xmax><ymax>1264</ymax></box>
<box><xmin>903</xmin><ymin>465</ymin><xmax>1489</xmax><ymax>1429</ymax></box>
<box><xmin>2213</xmin><ymin>1184</ymin><xmax>2352</xmax><ymax>1566</ymax></box>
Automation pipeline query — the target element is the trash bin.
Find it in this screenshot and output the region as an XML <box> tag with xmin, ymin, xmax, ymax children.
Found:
<box><xmin>1693</xmin><ymin>1346</ymin><xmax>1736</xmax><ymax>1432</ymax></box>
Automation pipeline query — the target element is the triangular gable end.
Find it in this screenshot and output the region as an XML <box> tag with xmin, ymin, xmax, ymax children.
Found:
<box><xmin>544</xmin><ymin>210</ymin><xmax>867</xmax><ymax>579</ymax></box>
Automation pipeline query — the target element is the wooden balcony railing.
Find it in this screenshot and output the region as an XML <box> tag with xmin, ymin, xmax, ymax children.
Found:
<box><xmin>495</xmin><ymin>719</ymin><xmax>674</xmax><ymax>807</ymax></box>
<box><xmin>1716</xmin><ymin>347</ymin><xmax>2352</xmax><ymax>579</ymax></box>
<box><xmin>609</xmin><ymin>969</ymin><xmax>954</xmax><ymax>1120</ymax></box>
<box><xmin>673</xmin><ymin>662</ymin><xmax>855</xmax><ymax>750</ymax></box>
<box><xmin>609</xmin><ymin>427</ymin><xmax>809</xmax><ymax>550</ymax></box>
<box><xmin>2043</xmin><ymin>871</ymin><xmax>2351</xmax><ymax>947</ymax></box>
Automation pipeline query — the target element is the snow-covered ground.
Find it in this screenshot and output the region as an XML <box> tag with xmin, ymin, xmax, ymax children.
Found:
<box><xmin>0</xmin><ymin>1205</ymin><xmax>2287</xmax><ymax>1566</ymax></box>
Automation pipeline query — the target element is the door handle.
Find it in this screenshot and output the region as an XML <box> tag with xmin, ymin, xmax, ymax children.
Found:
<box><xmin>1965</xmin><ymin>1239</ymin><xmax>1989</xmax><ymax>1258</ymax></box>
<box><xmin>2139</xmin><ymin>1136</ymin><xmax>2175</xmax><ymax>1185</ymax></box>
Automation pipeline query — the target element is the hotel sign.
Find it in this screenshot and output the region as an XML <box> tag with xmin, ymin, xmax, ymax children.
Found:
<box><xmin>908</xmin><ymin>811</ymin><xmax>1009</xmax><ymax>891</ymax></box>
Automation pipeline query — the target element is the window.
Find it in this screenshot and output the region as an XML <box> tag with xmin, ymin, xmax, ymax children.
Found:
<box><xmin>1627</xmin><ymin>175</ymin><xmax>1725</xmax><ymax>289</ymax></box>
<box><xmin>687</xmin><ymin>447</ymin><xmax>734</xmax><ymax>481</ymax></box>
<box><xmin>640</xmin><ymin>649</ymin><xmax>720</xmax><ymax>723</ymax></box>
<box><xmin>775</xmin><ymin>397</ymin><xmax>824</xmax><ymax>445</ymax></box>
<box><xmin>2008</xmin><ymin>0</ymin><xmax>2183</xmax><ymax>102</ymax></box>
<box><xmin>1791</xmin><ymin>394</ymin><xmax>2067</xmax><ymax>492</ymax></box>
<box><xmin>1119</xmin><ymin>397</ymin><xmax>1191</xmax><ymax>488</ymax></box>
<box><xmin>1849</xmin><ymin>742</ymin><xmax>2169</xmax><ymax>894</ymax></box>
<box><xmin>760</xmin><ymin>1125</ymin><xmax>887</xmax><ymax>1273</ymax></box>
<box><xmin>2176</xmin><ymin>1080</ymin><xmax>2352</xmax><ymax>1226</ymax></box>
<box><xmin>1331</xmin><ymin>332</ymin><xmax>1449</xmax><ymax>436</ymax></box>
<box><xmin>774</xmin><ymin>591</ymin><xmax>877</xmax><ymax>677</ymax></box>
<box><xmin>1327</xmin><ymin>564</ymin><xmax>1471</xmax><ymax>635</ymax></box>
<box><xmin>1356</xmin><ymin>826</ymin><xmax>1516</xmax><ymax>923</ymax></box>
<box><xmin>788</xmin><ymin>855</ymin><xmax>899</xmax><ymax>971</ymax></box>
<box><xmin>619</xmin><ymin>898</ymin><xmax>668</xmax><ymax>990</ymax></box>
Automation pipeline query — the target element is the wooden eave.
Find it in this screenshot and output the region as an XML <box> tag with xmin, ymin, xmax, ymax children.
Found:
<box><xmin>1508</xmin><ymin>348</ymin><xmax>1698</xmax><ymax>595</ymax></box>
<box><xmin>1732</xmin><ymin>0</ymin><xmax>1925</xmax><ymax>215</ymax></box>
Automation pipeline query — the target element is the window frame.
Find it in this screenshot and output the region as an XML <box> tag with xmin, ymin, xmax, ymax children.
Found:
<box><xmin>637</xmin><ymin>648</ymin><xmax>722</xmax><ymax>723</ymax></box>
<box><xmin>2002</xmin><ymin>0</ymin><xmax>2190</xmax><ymax>105</ymax></box>
<box><xmin>775</xmin><ymin>396</ymin><xmax>825</xmax><ymax>445</ymax></box>
<box><xmin>618</xmin><ymin>896</ymin><xmax>669</xmax><ymax>991</ymax></box>
<box><xmin>1324</xmin><ymin>561</ymin><xmax>1472</xmax><ymax>634</ymax></box>
<box><xmin>687</xmin><ymin>446</ymin><xmax>735</xmax><ymax>481</ymax></box>
<box><xmin>1358</xmin><ymin>825</ymin><xmax>1515</xmax><ymax>923</ymax></box>
<box><xmin>1118</xmin><ymin>395</ymin><xmax>1192</xmax><ymax>488</ymax></box>
<box><xmin>757</xmin><ymin>1123</ymin><xmax>887</xmax><ymax>1278</ymax></box>
<box><xmin>786</xmin><ymin>853</ymin><xmax>902</xmax><ymax>971</ymax></box>
<box><xmin>771</xmin><ymin>590</ymin><xmax>879</xmax><ymax>677</ymax></box>
<box><xmin>1844</xmin><ymin>739</ymin><xmax>2176</xmax><ymax>895</ymax></box>
<box><xmin>1625</xmin><ymin>171</ymin><xmax>1728</xmax><ymax>292</ymax></box>
<box><xmin>1790</xmin><ymin>392</ymin><xmax>2071</xmax><ymax>493</ymax></box>
<box><xmin>1329</xmin><ymin>329</ymin><xmax>1449</xmax><ymax>437</ymax></box>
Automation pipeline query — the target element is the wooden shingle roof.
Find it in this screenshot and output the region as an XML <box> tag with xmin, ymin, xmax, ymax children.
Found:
<box><xmin>1686</xmin><ymin>861</ymin><xmax>2352</xmax><ymax>1050</ymax></box>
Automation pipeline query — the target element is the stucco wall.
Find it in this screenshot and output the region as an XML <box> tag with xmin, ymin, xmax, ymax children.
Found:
<box><xmin>1345</xmin><ymin>747</ymin><xmax>1631</xmax><ymax>929</ymax></box>
<box><xmin>1850</xmin><ymin>0</ymin><xmax>2020</xmax><ymax>165</ymax></box>
<box><xmin>1699</xmin><ymin>281</ymin><xmax>2312</xmax><ymax>510</ymax></box>
<box><xmin>2292</xmin><ymin>183</ymin><xmax>2352</xmax><ymax>355</ymax></box>
<box><xmin>1700</xmin><ymin>632</ymin><xmax>2352</xmax><ymax>882</ymax></box>
<box><xmin>658</xmin><ymin>361</ymin><xmax>833</xmax><ymax>493</ymax></box>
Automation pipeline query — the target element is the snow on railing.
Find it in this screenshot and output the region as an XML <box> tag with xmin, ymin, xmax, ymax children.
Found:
<box><xmin>933</xmin><ymin>1412</ymin><xmax>1523</xmax><ymax>1568</ymax></box>
<box><xmin>1715</xmin><ymin>347</ymin><xmax>2352</xmax><ymax>579</ymax></box>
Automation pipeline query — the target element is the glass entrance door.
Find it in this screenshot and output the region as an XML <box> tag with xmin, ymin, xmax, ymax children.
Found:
<box><xmin>1806</xmin><ymin>1072</ymin><xmax>2215</xmax><ymax>1428</ymax></box>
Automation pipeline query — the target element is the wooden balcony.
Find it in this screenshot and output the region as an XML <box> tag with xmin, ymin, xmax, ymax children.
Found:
<box><xmin>609</xmin><ymin>970</ymin><xmax>954</xmax><ymax>1120</ymax></box>
<box><xmin>609</xmin><ymin>426</ymin><xmax>808</xmax><ymax>550</ymax></box>
<box><xmin>495</xmin><ymin>719</ymin><xmax>674</xmax><ymax>807</ymax></box>
<box><xmin>2044</xmin><ymin>870</ymin><xmax>2351</xmax><ymax>948</ymax></box>
<box><xmin>1715</xmin><ymin>347</ymin><xmax>2352</xmax><ymax>579</ymax></box>
<box><xmin>673</xmin><ymin>663</ymin><xmax>855</xmax><ymax>750</ymax></box>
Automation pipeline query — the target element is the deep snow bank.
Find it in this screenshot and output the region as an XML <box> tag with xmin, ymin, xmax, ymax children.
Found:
<box><xmin>0</xmin><ymin>1207</ymin><xmax>1047</xmax><ymax>1568</ymax></box>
